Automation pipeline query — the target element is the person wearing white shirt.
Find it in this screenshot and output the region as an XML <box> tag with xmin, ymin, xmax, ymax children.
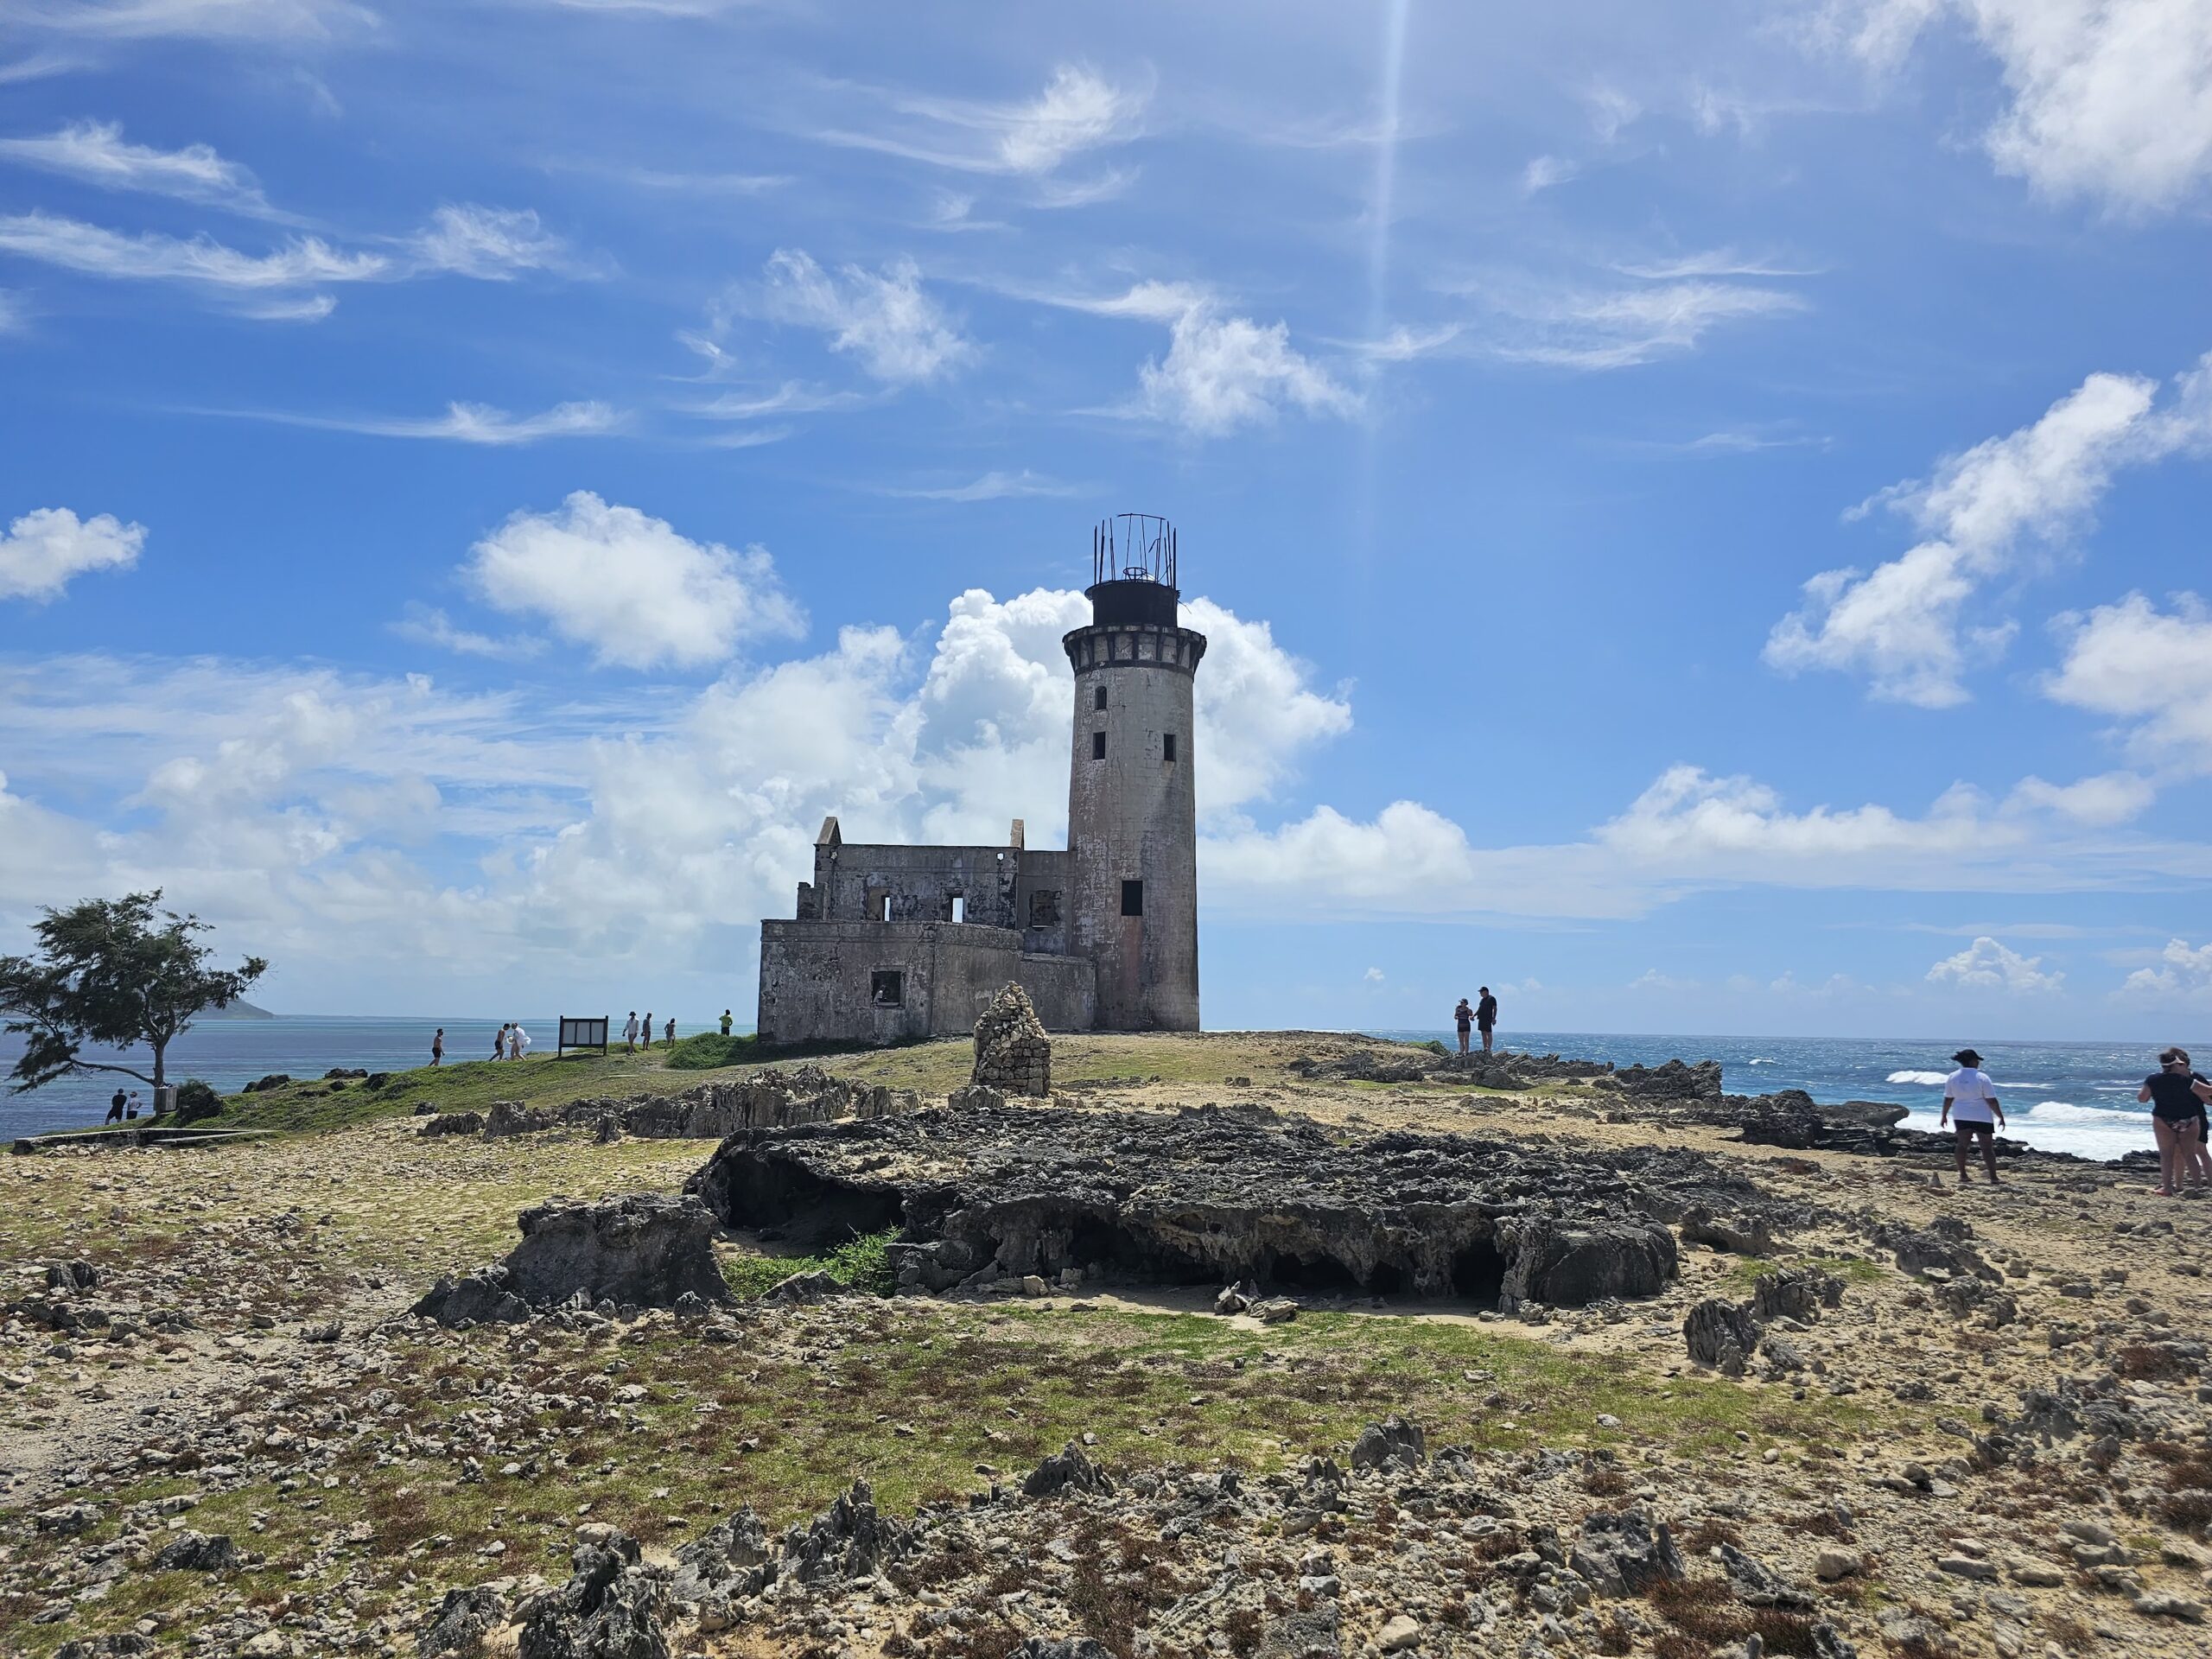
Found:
<box><xmin>1940</xmin><ymin>1046</ymin><xmax>2006</xmax><ymax>1186</ymax></box>
<box><xmin>623</xmin><ymin>1012</ymin><xmax>640</xmax><ymax>1052</ymax></box>
<box><xmin>510</xmin><ymin>1024</ymin><xmax>531</xmax><ymax>1060</ymax></box>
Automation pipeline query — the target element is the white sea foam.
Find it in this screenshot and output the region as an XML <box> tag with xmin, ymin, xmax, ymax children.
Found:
<box><xmin>1887</xmin><ymin>1070</ymin><xmax>1948</xmax><ymax>1086</ymax></box>
<box><xmin>1749</xmin><ymin>1057</ymin><xmax>1777</xmax><ymax>1065</ymax></box>
<box><xmin>1900</xmin><ymin>1102</ymin><xmax>2153</xmax><ymax>1162</ymax></box>
<box><xmin>2022</xmin><ymin>1100</ymin><xmax>2144</xmax><ymax>1127</ymax></box>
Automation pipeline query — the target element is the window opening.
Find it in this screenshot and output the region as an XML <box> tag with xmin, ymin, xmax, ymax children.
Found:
<box><xmin>1028</xmin><ymin>889</ymin><xmax>1061</xmax><ymax>927</ymax></box>
<box><xmin>1163</xmin><ymin>733</ymin><xmax>1177</xmax><ymax>762</ymax></box>
<box><xmin>870</xmin><ymin>969</ymin><xmax>904</xmax><ymax>1007</ymax></box>
<box><xmin>878</xmin><ymin>894</ymin><xmax>892</xmax><ymax>922</ymax></box>
<box><xmin>950</xmin><ymin>893</ymin><xmax>965</xmax><ymax>924</ymax></box>
<box><xmin>1092</xmin><ymin>730</ymin><xmax>1106</xmax><ymax>760</ymax></box>
<box><xmin>1122</xmin><ymin>879</ymin><xmax>1144</xmax><ymax>917</ymax></box>
<box><xmin>1094</xmin><ymin>685</ymin><xmax>1108</xmax><ymax>711</ymax></box>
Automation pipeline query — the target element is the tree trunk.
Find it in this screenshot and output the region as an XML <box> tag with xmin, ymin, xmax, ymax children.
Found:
<box><xmin>151</xmin><ymin>1037</ymin><xmax>166</xmax><ymax>1091</ymax></box>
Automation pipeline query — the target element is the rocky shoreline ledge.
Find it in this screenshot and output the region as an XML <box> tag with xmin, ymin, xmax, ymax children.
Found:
<box><xmin>3</xmin><ymin>1027</ymin><xmax>2208</xmax><ymax>1659</ymax></box>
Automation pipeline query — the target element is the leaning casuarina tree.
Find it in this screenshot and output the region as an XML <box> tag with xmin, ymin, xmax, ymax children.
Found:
<box><xmin>0</xmin><ymin>890</ymin><xmax>268</xmax><ymax>1095</ymax></box>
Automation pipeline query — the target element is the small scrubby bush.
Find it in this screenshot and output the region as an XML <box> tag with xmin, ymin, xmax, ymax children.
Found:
<box><xmin>721</xmin><ymin>1226</ymin><xmax>899</xmax><ymax>1300</ymax></box>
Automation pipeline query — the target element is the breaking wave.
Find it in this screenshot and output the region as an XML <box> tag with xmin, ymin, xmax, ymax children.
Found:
<box><xmin>2021</xmin><ymin>1100</ymin><xmax>2146</xmax><ymax>1127</ymax></box>
<box><xmin>1886</xmin><ymin>1070</ymin><xmax>1948</xmax><ymax>1086</ymax></box>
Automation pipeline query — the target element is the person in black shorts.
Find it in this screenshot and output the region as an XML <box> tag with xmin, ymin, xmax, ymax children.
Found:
<box><xmin>1453</xmin><ymin>998</ymin><xmax>1473</xmax><ymax>1057</ymax></box>
<box><xmin>2139</xmin><ymin>1046</ymin><xmax>2212</xmax><ymax>1198</ymax></box>
<box><xmin>1476</xmin><ymin>987</ymin><xmax>1498</xmax><ymax>1054</ymax></box>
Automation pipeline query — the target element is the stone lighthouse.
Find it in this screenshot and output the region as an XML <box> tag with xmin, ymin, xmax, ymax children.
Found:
<box><xmin>1062</xmin><ymin>514</ymin><xmax>1206</xmax><ymax>1030</ymax></box>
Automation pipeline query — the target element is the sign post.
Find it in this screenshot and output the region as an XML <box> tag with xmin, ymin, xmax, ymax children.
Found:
<box><xmin>557</xmin><ymin>1017</ymin><xmax>610</xmax><ymax>1057</ymax></box>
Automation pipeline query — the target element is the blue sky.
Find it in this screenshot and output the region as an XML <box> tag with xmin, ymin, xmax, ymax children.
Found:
<box><xmin>2</xmin><ymin>0</ymin><xmax>2209</xmax><ymax>1039</ymax></box>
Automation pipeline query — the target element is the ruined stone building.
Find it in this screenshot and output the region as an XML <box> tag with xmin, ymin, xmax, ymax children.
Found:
<box><xmin>758</xmin><ymin>516</ymin><xmax>1205</xmax><ymax>1044</ymax></box>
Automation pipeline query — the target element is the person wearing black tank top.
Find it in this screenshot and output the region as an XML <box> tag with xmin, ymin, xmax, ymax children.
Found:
<box><xmin>2139</xmin><ymin>1046</ymin><xmax>2212</xmax><ymax>1197</ymax></box>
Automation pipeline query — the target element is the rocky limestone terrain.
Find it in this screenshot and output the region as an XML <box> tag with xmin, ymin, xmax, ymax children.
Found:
<box><xmin>3</xmin><ymin>1028</ymin><xmax>2209</xmax><ymax>1659</ymax></box>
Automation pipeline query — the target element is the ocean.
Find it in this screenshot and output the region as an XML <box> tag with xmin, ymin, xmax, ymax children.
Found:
<box><xmin>1</xmin><ymin>1019</ymin><xmax>2196</xmax><ymax>1163</ymax></box>
<box><xmin>1367</xmin><ymin>1029</ymin><xmax>2196</xmax><ymax>1164</ymax></box>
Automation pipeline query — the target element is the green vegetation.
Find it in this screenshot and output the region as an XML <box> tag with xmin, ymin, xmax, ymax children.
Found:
<box><xmin>1726</xmin><ymin>1254</ymin><xmax>1891</xmax><ymax>1292</ymax></box>
<box><xmin>721</xmin><ymin>1226</ymin><xmax>900</xmax><ymax>1300</ymax></box>
<box><xmin>664</xmin><ymin>1030</ymin><xmax>764</xmax><ymax>1069</ymax></box>
<box><xmin>2</xmin><ymin>1297</ymin><xmax>1901</xmax><ymax>1656</ymax></box>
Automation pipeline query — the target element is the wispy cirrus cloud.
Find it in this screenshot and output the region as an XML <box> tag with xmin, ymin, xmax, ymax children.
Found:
<box><xmin>11</xmin><ymin>0</ymin><xmax>377</xmax><ymax>41</ymax></box>
<box><xmin>0</xmin><ymin>209</ymin><xmax>385</xmax><ymax>289</ymax></box>
<box><xmin>811</xmin><ymin>63</ymin><xmax>1148</xmax><ymax>178</ymax></box>
<box><xmin>749</xmin><ymin>248</ymin><xmax>971</xmax><ymax>385</ymax></box>
<box><xmin>876</xmin><ymin>470</ymin><xmax>1084</xmax><ymax>503</ymax></box>
<box><xmin>0</xmin><ymin>200</ymin><xmax>577</xmax><ymax>318</ymax></box>
<box><xmin>1472</xmin><ymin>276</ymin><xmax>1809</xmax><ymax>371</ymax></box>
<box><xmin>390</xmin><ymin>603</ymin><xmax>545</xmax><ymax>662</ymax></box>
<box><xmin>0</xmin><ymin>121</ymin><xmax>277</xmax><ymax>217</ymax></box>
<box><xmin>405</xmin><ymin>204</ymin><xmax>572</xmax><ymax>279</ymax></box>
<box><xmin>1020</xmin><ymin>277</ymin><xmax>1357</xmax><ymax>435</ymax></box>
<box><xmin>199</xmin><ymin>399</ymin><xmax>623</xmax><ymax>444</ymax></box>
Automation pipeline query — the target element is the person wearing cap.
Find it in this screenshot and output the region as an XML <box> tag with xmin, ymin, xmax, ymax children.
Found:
<box><xmin>1940</xmin><ymin>1048</ymin><xmax>2005</xmax><ymax>1186</ymax></box>
<box><xmin>2138</xmin><ymin>1046</ymin><xmax>2212</xmax><ymax>1198</ymax></box>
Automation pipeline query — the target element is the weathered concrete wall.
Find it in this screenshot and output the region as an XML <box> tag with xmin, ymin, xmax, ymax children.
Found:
<box><xmin>808</xmin><ymin>842</ymin><xmax>1021</xmax><ymax>928</ymax></box>
<box><xmin>1014</xmin><ymin>950</ymin><xmax>1096</xmax><ymax>1032</ymax></box>
<box><xmin>1013</xmin><ymin>849</ymin><xmax>1073</xmax><ymax>957</ymax></box>
<box><xmin>757</xmin><ymin>919</ymin><xmax>1029</xmax><ymax>1046</ymax></box>
<box><xmin>1062</xmin><ymin>619</ymin><xmax>1205</xmax><ymax>1031</ymax></box>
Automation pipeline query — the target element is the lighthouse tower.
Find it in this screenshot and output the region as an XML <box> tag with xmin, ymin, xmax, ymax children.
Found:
<box><xmin>1062</xmin><ymin>515</ymin><xmax>1206</xmax><ymax>1031</ymax></box>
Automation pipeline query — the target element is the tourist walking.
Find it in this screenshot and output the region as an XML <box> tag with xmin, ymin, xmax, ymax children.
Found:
<box><xmin>623</xmin><ymin>1011</ymin><xmax>639</xmax><ymax>1052</ymax></box>
<box><xmin>125</xmin><ymin>1090</ymin><xmax>141</xmax><ymax>1120</ymax></box>
<box><xmin>2139</xmin><ymin>1046</ymin><xmax>2212</xmax><ymax>1198</ymax></box>
<box><xmin>720</xmin><ymin>1008</ymin><xmax>734</xmax><ymax>1037</ymax></box>
<box><xmin>493</xmin><ymin>1022</ymin><xmax>510</xmax><ymax>1061</ymax></box>
<box><xmin>511</xmin><ymin>1022</ymin><xmax>531</xmax><ymax>1060</ymax></box>
<box><xmin>1476</xmin><ymin>987</ymin><xmax>1498</xmax><ymax>1055</ymax></box>
<box><xmin>1940</xmin><ymin>1048</ymin><xmax>2005</xmax><ymax>1186</ymax></box>
<box><xmin>1453</xmin><ymin>998</ymin><xmax>1474</xmax><ymax>1057</ymax></box>
<box><xmin>106</xmin><ymin>1088</ymin><xmax>126</xmax><ymax>1124</ymax></box>
<box><xmin>644</xmin><ymin>1012</ymin><xmax>654</xmax><ymax>1052</ymax></box>
<box><xmin>431</xmin><ymin>1027</ymin><xmax>444</xmax><ymax>1067</ymax></box>
<box><xmin>663</xmin><ymin>1016</ymin><xmax>675</xmax><ymax>1048</ymax></box>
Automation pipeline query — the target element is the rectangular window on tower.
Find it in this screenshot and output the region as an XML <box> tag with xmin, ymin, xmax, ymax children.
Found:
<box><xmin>1121</xmin><ymin>879</ymin><xmax>1143</xmax><ymax>917</ymax></box>
<box><xmin>870</xmin><ymin>969</ymin><xmax>904</xmax><ymax>1007</ymax></box>
<box><xmin>1092</xmin><ymin>730</ymin><xmax>1106</xmax><ymax>760</ymax></box>
<box><xmin>949</xmin><ymin>893</ymin><xmax>965</xmax><ymax>924</ymax></box>
<box><xmin>1094</xmin><ymin>685</ymin><xmax>1107</xmax><ymax>711</ymax></box>
<box><xmin>1162</xmin><ymin>732</ymin><xmax>1177</xmax><ymax>762</ymax></box>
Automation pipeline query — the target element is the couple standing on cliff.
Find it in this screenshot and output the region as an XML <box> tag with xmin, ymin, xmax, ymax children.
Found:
<box><xmin>1452</xmin><ymin>989</ymin><xmax>1497</xmax><ymax>1057</ymax></box>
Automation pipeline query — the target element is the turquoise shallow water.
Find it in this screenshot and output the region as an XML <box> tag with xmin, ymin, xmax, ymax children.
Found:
<box><xmin>3</xmin><ymin>1019</ymin><xmax>2198</xmax><ymax>1161</ymax></box>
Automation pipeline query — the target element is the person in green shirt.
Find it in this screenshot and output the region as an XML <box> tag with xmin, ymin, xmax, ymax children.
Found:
<box><xmin>720</xmin><ymin>1009</ymin><xmax>733</xmax><ymax>1037</ymax></box>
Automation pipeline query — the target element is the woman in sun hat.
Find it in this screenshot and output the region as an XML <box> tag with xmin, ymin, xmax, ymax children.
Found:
<box><xmin>1940</xmin><ymin>1048</ymin><xmax>2005</xmax><ymax>1187</ymax></box>
<box><xmin>2138</xmin><ymin>1046</ymin><xmax>2212</xmax><ymax>1198</ymax></box>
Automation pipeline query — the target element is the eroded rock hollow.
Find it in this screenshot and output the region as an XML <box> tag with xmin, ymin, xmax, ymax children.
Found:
<box><xmin>686</xmin><ymin>1103</ymin><xmax>1791</xmax><ymax>1311</ymax></box>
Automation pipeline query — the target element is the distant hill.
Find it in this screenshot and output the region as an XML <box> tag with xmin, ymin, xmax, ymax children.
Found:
<box><xmin>201</xmin><ymin>999</ymin><xmax>276</xmax><ymax>1020</ymax></box>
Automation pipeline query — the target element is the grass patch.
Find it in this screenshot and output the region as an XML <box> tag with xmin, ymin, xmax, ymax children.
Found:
<box><xmin>665</xmin><ymin>1031</ymin><xmax>764</xmax><ymax>1070</ymax></box>
<box><xmin>721</xmin><ymin>1227</ymin><xmax>899</xmax><ymax>1300</ymax></box>
<box><xmin>1726</xmin><ymin>1254</ymin><xmax>1890</xmax><ymax>1292</ymax></box>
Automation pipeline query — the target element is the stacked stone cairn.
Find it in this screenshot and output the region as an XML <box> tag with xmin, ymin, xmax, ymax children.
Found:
<box><xmin>970</xmin><ymin>982</ymin><xmax>1052</xmax><ymax>1097</ymax></box>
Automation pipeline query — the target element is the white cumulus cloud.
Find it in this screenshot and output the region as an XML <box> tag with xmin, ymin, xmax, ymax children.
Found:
<box><xmin>465</xmin><ymin>492</ymin><xmax>804</xmax><ymax>671</ymax></box>
<box><xmin>1836</xmin><ymin>0</ymin><xmax>2212</xmax><ymax>213</ymax></box>
<box><xmin>2046</xmin><ymin>592</ymin><xmax>2212</xmax><ymax>772</ymax></box>
<box><xmin>2120</xmin><ymin>938</ymin><xmax>2212</xmax><ymax>1001</ymax></box>
<box><xmin>1766</xmin><ymin>351</ymin><xmax>2212</xmax><ymax>705</ymax></box>
<box><xmin>1925</xmin><ymin>933</ymin><xmax>2063</xmax><ymax>993</ymax></box>
<box><xmin>0</xmin><ymin>506</ymin><xmax>145</xmax><ymax>601</ymax></box>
